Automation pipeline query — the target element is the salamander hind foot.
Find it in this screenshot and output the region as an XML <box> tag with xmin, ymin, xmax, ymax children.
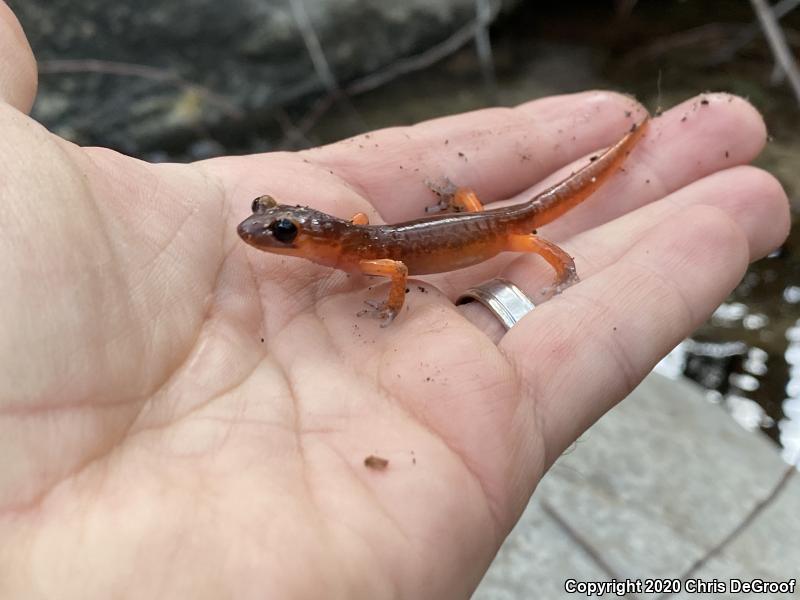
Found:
<box><xmin>542</xmin><ymin>266</ymin><xmax>580</xmax><ymax>296</ymax></box>
<box><xmin>357</xmin><ymin>300</ymin><xmax>399</xmax><ymax>327</ymax></box>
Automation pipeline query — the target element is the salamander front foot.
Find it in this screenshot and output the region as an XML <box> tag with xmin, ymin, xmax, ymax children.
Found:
<box><xmin>357</xmin><ymin>300</ymin><xmax>399</xmax><ymax>327</ymax></box>
<box><xmin>425</xmin><ymin>179</ymin><xmax>484</xmax><ymax>214</ymax></box>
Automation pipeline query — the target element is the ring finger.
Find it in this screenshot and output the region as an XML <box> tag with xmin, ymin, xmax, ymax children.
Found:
<box><xmin>459</xmin><ymin>164</ymin><xmax>788</xmax><ymax>342</ymax></box>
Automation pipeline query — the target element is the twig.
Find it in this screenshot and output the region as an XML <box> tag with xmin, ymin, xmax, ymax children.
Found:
<box><xmin>280</xmin><ymin>3</ymin><xmax>503</xmax><ymax>147</ymax></box>
<box><xmin>344</xmin><ymin>1</ymin><xmax>502</xmax><ymax>96</ymax></box>
<box><xmin>750</xmin><ymin>0</ymin><xmax>800</xmax><ymax>106</ymax></box>
<box><xmin>622</xmin><ymin>5</ymin><xmax>800</xmax><ymax>70</ymax></box>
<box><xmin>656</xmin><ymin>464</ymin><xmax>797</xmax><ymax>600</ymax></box>
<box><xmin>708</xmin><ymin>0</ymin><xmax>800</xmax><ymax>65</ymax></box>
<box><xmin>273</xmin><ymin>93</ymin><xmax>336</xmax><ymax>150</ymax></box>
<box><xmin>770</xmin><ymin>0</ymin><xmax>800</xmax><ymax>20</ymax></box>
<box><xmin>541</xmin><ymin>501</ymin><xmax>639</xmax><ymax>600</ymax></box>
<box><xmin>37</xmin><ymin>59</ymin><xmax>244</xmax><ymax>120</ymax></box>
<box><xmin>288</xmin><ymin>0</ymin><xmax>337</xmax><ymax>92</ymax></box>
<box><xmin>294</xmin><ymin>93</ymin><xmax>337</xmax><ymax>137</ymax></box>
<box><xmin>474</xmin><ymin>0</ymin><xmax>498</xmax><ymax>103</ymax></box>
<box><xmin>619</xmin><ymin>23</ymin><xmax>740</xmax><ymax>69</ymax></box>
<box><xmin>272</xmin><ymin>107</ymin><xmax>312</xmax><ymax>149</ymax></box>
<box><xmin>287</xmin><ymin>0</ymin><xmax>367</xmax><ymax>133</ymax></box>
<box><xmin>615</xmin><ymin>0</ymin><xmax>639</xmax><ymax>18</ymax></box>
<box><xmin>655</xmin><ymin>68</ymin><xmax>663</xmax><ymax>115</ymax></box>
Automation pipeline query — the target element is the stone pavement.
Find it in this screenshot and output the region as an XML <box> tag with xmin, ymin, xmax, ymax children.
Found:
<box><xmin>473</xmin><ymin>373</ymin><xmax>800</xmax><ymax>600</ymax></box>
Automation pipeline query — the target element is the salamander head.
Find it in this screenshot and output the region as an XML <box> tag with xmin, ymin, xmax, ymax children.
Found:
<box><xmin>237</xmin><ymin>195</ymin><xmax>347</xmax><ymax>262</ymax></box>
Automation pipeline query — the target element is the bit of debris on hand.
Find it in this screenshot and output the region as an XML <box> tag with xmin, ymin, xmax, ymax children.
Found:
<box><xmin>364</xmin><ymin>455</ymin><xmax>389</xmax><ymax>469</ymax></box>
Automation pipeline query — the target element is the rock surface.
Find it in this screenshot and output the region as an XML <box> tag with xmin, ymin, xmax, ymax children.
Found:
<box><xmin>474</xmin><ymin>373</ymin><xmax>800</xmax><ymax>599</ymax></box>
<box><xmin>11</xmin><ymin>0</ymin><xmax>514</xmax><ymax>154</ymax></box>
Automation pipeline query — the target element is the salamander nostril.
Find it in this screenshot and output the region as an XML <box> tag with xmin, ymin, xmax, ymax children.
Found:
<box><xmin>236</xmin><ymin>220</ymin><xmax>251</xmax><ymax>240</ymax></box>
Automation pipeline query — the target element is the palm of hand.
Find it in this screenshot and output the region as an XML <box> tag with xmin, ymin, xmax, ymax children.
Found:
<box><xmin>1</xmin><ymin>100</ymin><xmax>542</xmax><ymax>597</ymax></box>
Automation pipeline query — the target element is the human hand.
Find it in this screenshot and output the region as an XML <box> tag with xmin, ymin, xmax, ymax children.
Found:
<box><xmin>0</xmin><ymin>3</ymin><xmax>790</xmax><ymax>598</ymax></box>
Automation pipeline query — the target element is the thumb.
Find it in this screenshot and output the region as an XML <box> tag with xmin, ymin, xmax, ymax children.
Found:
<box><xmin>0</xmin><ymin>1</ymin><xmax>37</xmax><ymax>113</ymax></box>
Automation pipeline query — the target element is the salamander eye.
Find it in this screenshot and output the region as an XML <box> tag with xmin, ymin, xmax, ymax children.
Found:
<box><xmin>251</xmin><ymin>195</ymin><xmax>277</xmax><ymax>214</ymax></box>
<box><xmin>270</xmin><ymin>219</ymin><xmax>298</xmax><ymax>243</ymax></box>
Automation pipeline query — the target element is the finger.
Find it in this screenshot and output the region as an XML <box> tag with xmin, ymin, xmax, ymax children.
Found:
<box><xmin>500</xmin><ymin>204</ymin><xmax>751</xmax><ymax>468</ymax></box>
<box><xmin>456</xmin><ymin>165</ymin><xmax>789</xmax><ymax>342</ymax></box>
<box><xmin>0</xmin><ymin>1</ymin><xmax>37</xmax><ymax>113</ymax></box>
<box><xmin>433</xmin><ymin>95</ymin><xmax>771</xmax><ymax>300</ymax></box>
<box><xmin>306</xmin><ymin>91</ymin><xmax>646</xmax><ymax>222</ymax></box>
<box><xmin>524</xmin><ymin>93</ymin><xmax>769</xmax><ymax>241</ymax></box>
<box><xmin>571</xmin><ymin>166</ymin><xmax>790</xmax><ymax>265</ymax></box>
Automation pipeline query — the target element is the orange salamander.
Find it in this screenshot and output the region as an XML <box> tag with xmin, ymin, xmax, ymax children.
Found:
<box><xmin>238</xmin><ymin>118</ymin><xmax>649</xmax><ymax>326</ymax></box>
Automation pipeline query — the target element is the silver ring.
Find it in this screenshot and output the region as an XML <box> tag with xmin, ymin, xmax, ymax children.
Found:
<box><xmin>456</xmin><ymin>278</ymin><xmax>535</xmax><ymax>330</ymax></box>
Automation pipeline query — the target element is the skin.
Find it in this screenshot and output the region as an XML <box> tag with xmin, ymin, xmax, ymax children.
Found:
<box><xmin>0</xmin><ymin>3</ymin><xmax>791</xmax><ymax>598</ymax></box>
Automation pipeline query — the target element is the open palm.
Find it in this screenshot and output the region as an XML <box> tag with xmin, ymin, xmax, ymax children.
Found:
<box><xmin>0</xmin><ymin>5</ymin><xmax>790</xmax><ymax>598</ymax></box>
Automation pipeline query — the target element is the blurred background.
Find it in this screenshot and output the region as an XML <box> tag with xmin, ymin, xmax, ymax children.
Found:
<box><xmin>10</xmin><ymin>0</ymin><xmax>798</xmax><ymax>463</ymax></box>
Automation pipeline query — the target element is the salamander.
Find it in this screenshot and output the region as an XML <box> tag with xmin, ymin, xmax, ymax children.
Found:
<box><xmin>237</xmin><ymin>118</ymin><xmax>649</xmax><ymax>326</ymax></box>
